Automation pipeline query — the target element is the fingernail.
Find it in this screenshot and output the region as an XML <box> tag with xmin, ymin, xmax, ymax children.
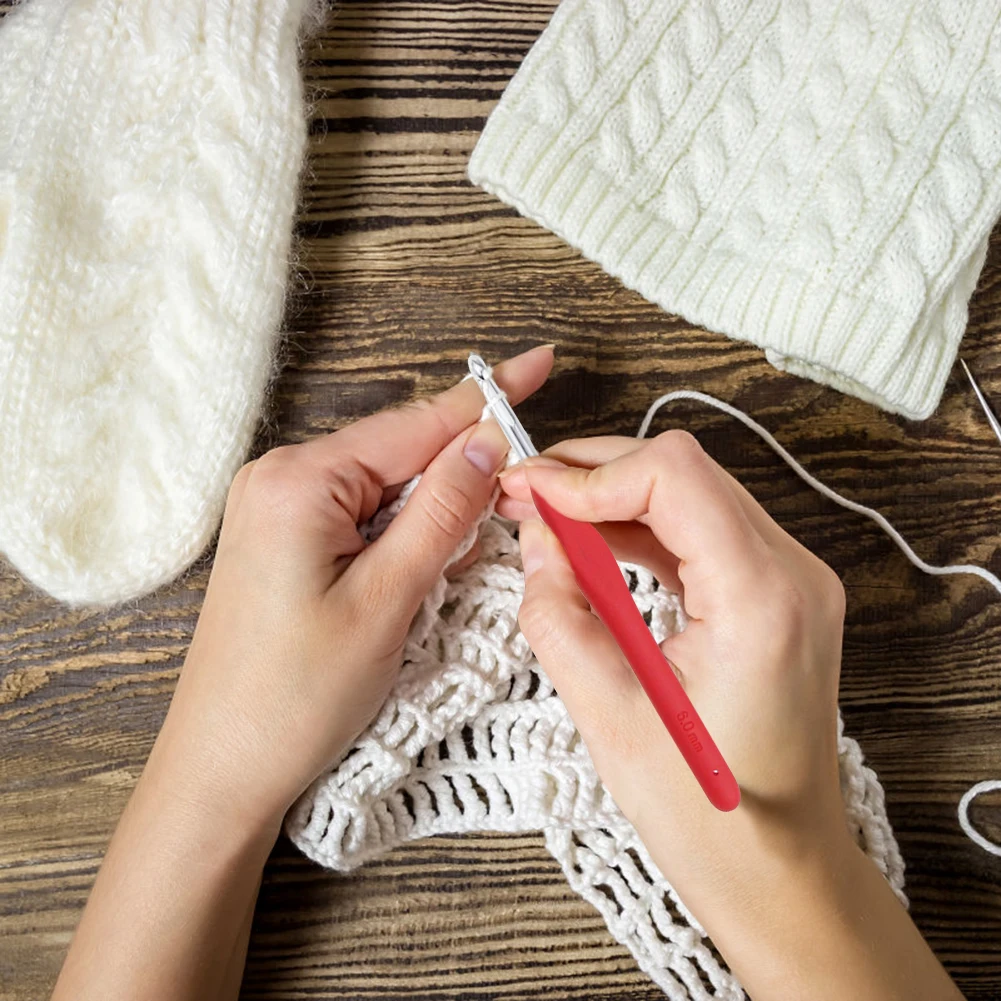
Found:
<box><xmin>463</xmin><ymin>419</ymin><xmax>509</xmax><ymax>476</ymax></box>
<box><xmin>497</xmin><ymin>463</ymin><xmax>526</xmax><ymax>484</ymax></box>
<box><xmin>519</xmin><ymin>518</ymin><xmax>546</xmax><ymax>579</ymax></box>
<box><xmin>536</xmin><ymin>342</ymin><xmax>556</xmax><ymax>353</ymax></box>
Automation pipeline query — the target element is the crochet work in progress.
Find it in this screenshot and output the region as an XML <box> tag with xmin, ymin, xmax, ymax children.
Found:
<box><xmin>469</xmin><ymin>0</ymin><xmax>1001</xmax><ymax>420</ymax></box>
<box><xmin>0</xmin><ymin>0</ymin><xmax>315</xmax><ymax>605</ymax></box>
<box><xmin>288</xmin><ymin>483</ymin><xmax>906</xmax><ymax>1001</ymax></box>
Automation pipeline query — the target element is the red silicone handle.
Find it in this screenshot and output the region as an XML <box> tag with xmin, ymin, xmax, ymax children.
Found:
<box><xmin>532</xmin><ymin>490</ymin><xmax>740</xmax><ymax>812</ymax></box>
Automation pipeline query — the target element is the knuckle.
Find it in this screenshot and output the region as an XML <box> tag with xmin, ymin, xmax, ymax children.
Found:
<box><xmin>518</xmin><ymin>593</ymin><xmax>560</xmax><ymax>651</ymax></box>
<box><xmin>651</xmin><ymin>428</ymin><xmax>704</xmax><ymax>464</ymax></box>
<box><xmin>419</xmin><ymin>480</ymin><xmax>476</xmax><ymax>541</ymax></box>
<box><xmin>323</xmin><ymin>458</ymin><xmax>372</xmax><ymax>518</ymax></box>
<box><xmin>244</xmin><ymin>447</ymin><xmax>309</xmax><ymax>516</ymax></box>
<box><xmin>250</xmin><ymin>444</ymin><xmax>300</xmax><ymax>485</ymax></box>
<box><xmin>815</xmin><ymin>559</ymin><xmax>846</xmax><ymax>618</ymax></box>
<box><xmin>399</xmin><ymin>396</ymin><xmax>452</xmax><ymax>441</ymax></box>
<box><xmin>778</xmin><ymin>577</ymin><xmax>810</xmax><ymax>623</ymax></box>
<box><xmin>750</xmin><ymin>553</ymin><xmax>807</xmax><ymax>629</ymax></box>
<box><xmin>725</xmin><ymin>536</ymin><xmax>775</xmax><ymax>592</ymax></box>
<box><xmin>257</xmin><ymin>443</ymin><xmax>298</xmax><ymax>467</ymax></box>
<box><xmin>402</xmin><ymin>396</ymin><xmax>435</xmax><ymax>416</ymax></box>
<box><xmin>565</xmin><ymin>468</ymin><xmax>601</xmax><ymax>521</ymax></box>
<box><xmin>756</xmin><ymin>550</ymin><xmax>845</xmax><ymax>639</ymax></box>
<box><xmin>226</xmin><ymin>460</ymin><xmax>256</xmax><ymax>501</ymax></box>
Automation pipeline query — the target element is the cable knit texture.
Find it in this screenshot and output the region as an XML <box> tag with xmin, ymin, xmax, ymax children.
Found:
<box><xmin>288</xmin><ymin>480</ymin><xmax>906</xmax><ymax>1001</ymax></box>
<box><xmin>0</xmin><ymin>0</ymin><xmax>314</xmax><ymax>604</ymax></box>
<box><xmin>468</xmin><ymin>0</ymin><xmax>1001</xmax><ymax>420</ymax></box>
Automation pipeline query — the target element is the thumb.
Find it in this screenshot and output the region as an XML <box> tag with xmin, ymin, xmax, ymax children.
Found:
<box><xmin>344</xmin><ymin>419</ymin><xmax>509</xmax><ymax>633</ymax></box>
<box><xmin>517</xmin><ymin>518</ymin><xmax>646</xmax><ymax>736</ymax></box>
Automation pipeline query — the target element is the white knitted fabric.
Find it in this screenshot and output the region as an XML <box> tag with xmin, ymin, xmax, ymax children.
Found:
<box><xmin>0</xmin><ymin>0</ymin><xmax>314</xmax><ymax>604</ymax></box>
<box><xmin>288</xmin><ymin>481</ymin><xmax>906</xmax><ymax>1001</ymax></box>
<box><xmin>468</xmin><ymin>0</ymin><xmax>1001</xmax><ymax>420</ymax></box>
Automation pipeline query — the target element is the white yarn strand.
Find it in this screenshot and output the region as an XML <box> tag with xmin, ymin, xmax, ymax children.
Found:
<box><xmin>959</xmin><ymin>781</ymin><xmax>1001</xmax><ymax>857</ymax></box>
<box><xmin>639</xmin><ymin>391</ymin><xmax>1001</xmax><ymax>598</ymax></box>
<box><xmin>639</xmin><ymin>390</ymin><xmax>1001</xmax><ymax>856</ymax></box>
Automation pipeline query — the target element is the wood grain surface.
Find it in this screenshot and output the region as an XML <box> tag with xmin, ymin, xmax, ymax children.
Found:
<box><xmin>2</xmin><ymin>2</ymin><xmax>1001</xmax><ymax>998</ymax></box>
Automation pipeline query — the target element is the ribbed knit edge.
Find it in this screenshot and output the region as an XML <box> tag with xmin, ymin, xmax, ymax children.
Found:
<box><xmin>469</xmin><ymin>103</ymin><xmax>973</xmax><ymax>421</ymax></box>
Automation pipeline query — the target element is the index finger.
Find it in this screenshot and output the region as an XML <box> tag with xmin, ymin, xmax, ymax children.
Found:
<box><xmin>300</xmin><ymin>345</ymin><xmax>554</xmax><ymax>486</ymax></box>
<box><xmin>512</xmin><ymin>434</ymin><xmax>794</xmax><ymax>553</ymax></box>
<box><xmin>522</xmin><ymin>429</ymin><xmax>768</xmax><ymax>592</ymax></box>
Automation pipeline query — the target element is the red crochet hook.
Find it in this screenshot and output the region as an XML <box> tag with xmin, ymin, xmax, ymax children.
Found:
<box><xmin>468</xmin><ymin>355</ymin><xmax>740</xmax><ymax>812</ymax></box>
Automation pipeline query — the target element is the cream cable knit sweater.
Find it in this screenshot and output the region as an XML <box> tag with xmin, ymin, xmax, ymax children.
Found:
<box><xmin>0</xmin><ymin>0</ymin><xmax>313</xmax><ymax>604</ymax></box>
<box><xmin>469</xmin><ymin>0</ymin><xmax>1001</xmax><ymax>420</ymax></box>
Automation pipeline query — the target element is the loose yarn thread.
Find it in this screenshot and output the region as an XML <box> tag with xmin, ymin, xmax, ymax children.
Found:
<box><xmin>959</xmin><ymin>781</ymin><xmax>1001</xmax><ymax>857</ymax></box>
<box><xmin>640</xmin><ymin>391</ymin><xmax>1001</xmax><ymax>857</ymax></box>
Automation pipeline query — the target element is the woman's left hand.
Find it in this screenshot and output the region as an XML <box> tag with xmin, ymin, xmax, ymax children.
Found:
<box><xmin>152</xmin><ymin>346</ymin><xmax>553</xmax><ymax>835</ymax></box>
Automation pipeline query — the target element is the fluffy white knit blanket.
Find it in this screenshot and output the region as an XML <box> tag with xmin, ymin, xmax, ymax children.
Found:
<box><xmin>288</xmin><ymin>481</ymin><xmax>905</xmax><ymax>1001</ymax></box>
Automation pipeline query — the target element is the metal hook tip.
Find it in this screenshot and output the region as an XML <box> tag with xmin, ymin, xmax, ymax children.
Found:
<box><xmin>467</xmin><ymin>354</ymin><xmax>490</xmax><ymax>381</ymax></box>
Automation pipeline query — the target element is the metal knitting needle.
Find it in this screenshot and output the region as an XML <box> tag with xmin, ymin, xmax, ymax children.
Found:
<box><xmin>468</xmin><ymin>354</ymin><xmax>539</xmax><ymax>461</ymax></box>
<box><xmin>960</xmin><ymin>358</ymin><xmax>1001</xmax><ymax>446</ymax></box>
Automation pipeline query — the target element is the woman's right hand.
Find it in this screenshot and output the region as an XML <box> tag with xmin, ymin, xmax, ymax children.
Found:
<box><xmin>497</xmin><ymin>430</ymin><xmax>964</xmax><ymax>1001</ymax></box>
<box><xmin>497</xmin><ymin>430</ymin><xmax>848</xmax><ymax>889</ymax></box>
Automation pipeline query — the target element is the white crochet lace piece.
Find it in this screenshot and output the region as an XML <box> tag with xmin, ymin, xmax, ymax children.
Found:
<box><xmin>287</xmin><ymin>482</ymin><xmax>906</xmax><ymax>1001</ymax></box>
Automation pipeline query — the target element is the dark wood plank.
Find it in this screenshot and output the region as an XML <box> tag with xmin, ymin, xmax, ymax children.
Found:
<box><xmin>2</xmin><ymin>1</ymin><xmax>1000</xmax><ymax>998</ymax></box>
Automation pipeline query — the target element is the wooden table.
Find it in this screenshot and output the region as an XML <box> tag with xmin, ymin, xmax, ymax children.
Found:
<box><xmin>2</xmin><ymin>3</ymin><xmax>1000</xmax><ymax>998</ymax></box>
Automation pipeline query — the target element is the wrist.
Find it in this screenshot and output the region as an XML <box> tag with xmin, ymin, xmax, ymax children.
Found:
<box><xmin>640</xmin><ymin>786</ymin><xmax>855</xmax><ymax>911</ymax></box>
<box><xmin>689</xmin><ymin>818</ymin><xmax>860</xmax><ymax>932</ymax></box>
<box><xmin>667</xmin><ymin>817</ymin><xmax>932</xmax><ymax>1001</ymax></box>
<box><xmin>123</xmin><ymin>768</ymin><xmax>279</xmax><ymax>896</ymax></box>
<box><xmin>696</xmin><ymin>830</ymin><xmax>858</xmax><ymax>994</ymax></box>
<box><xmin>139</xmin><ymin>708</ymin><xmax>286</xmax><ymax>856</ymax></box>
